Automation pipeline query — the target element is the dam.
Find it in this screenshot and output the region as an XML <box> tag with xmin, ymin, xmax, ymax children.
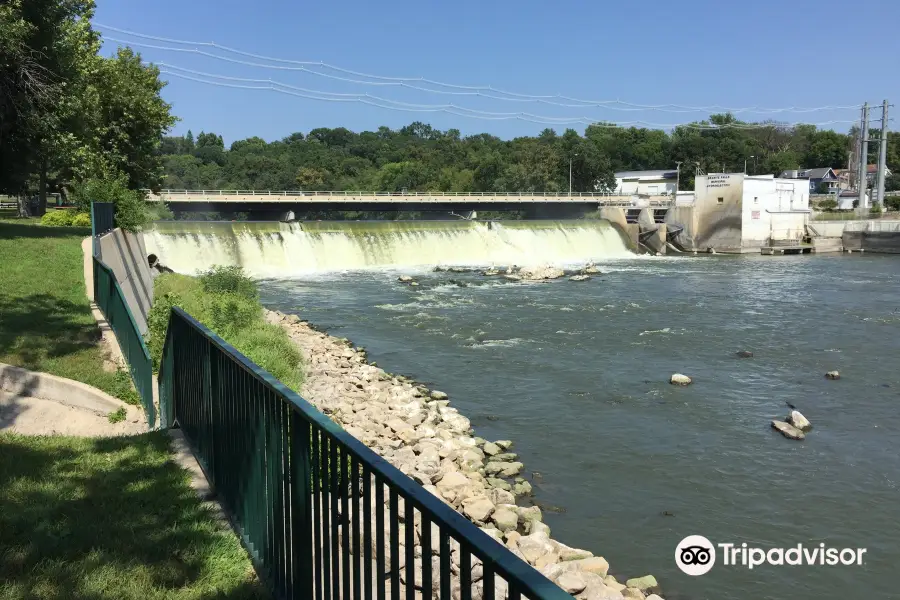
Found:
<box><xmin>144</xmin><ymin>219</ymin><xmax>635</xmax><ymax>275</ymax></box>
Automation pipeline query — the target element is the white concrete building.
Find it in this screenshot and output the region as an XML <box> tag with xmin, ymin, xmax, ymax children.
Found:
<box><xmin>691</xmin><ymin>173</ymin><xmax>810</xmax><ymax>252</ymax></box>
<box><xmin>613</xmin><ymin>169</ymin><xmax>678</xmax><ymax>195</ymax></box>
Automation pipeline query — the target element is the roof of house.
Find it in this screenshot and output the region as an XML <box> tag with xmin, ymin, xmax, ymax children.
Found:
<box><xmin>780</xmin><ymin>167</ymin><xmax>838</xmax><ymax>180</ymax></box>
<box><xmin>834</xmin><ymin>165</ymin><xmax>892</xmax><ymax>176</ymax></box>
<box><xmin>614</xmin><ymin>169</ymin><xmax>678</xmax><ymax>180</ymax></box>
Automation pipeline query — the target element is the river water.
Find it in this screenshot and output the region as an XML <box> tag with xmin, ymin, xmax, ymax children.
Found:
<box><xmin>259</xmin><ymin>254</ymin><xmax>900</xmax><ymax>600</ymax></box>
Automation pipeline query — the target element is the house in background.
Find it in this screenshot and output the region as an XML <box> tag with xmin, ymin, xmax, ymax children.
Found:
<box><xmin>833</xmin><ymin>165</ymin><xmax>892</xmax><ymax>189</ymax></box>
<box><xmin>779</xmin><ymin>167</ymin><xmax>842</xmax><ymax>192</ymax></box>
<box><xmin>613</xmin><ymin>169</ymin><xmax>678</xmax><ymax>195</ymax></box>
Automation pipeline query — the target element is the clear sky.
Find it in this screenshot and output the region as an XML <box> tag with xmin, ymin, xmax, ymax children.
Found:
<box><xmin>95</xmin><ymin>0</ymin><xmax>899</xmax><ymax>144</ymax></box>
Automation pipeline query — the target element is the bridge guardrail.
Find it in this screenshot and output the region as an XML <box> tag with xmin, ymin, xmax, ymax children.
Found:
<box><xmin>158</xmin><ymin>306</ymin><xmax>572</xmax><ymax>600</ymax></box>
<box><xmin>146</xmin><ymin>188</ymin><xmax>665</xmax><ymax>198</ymax></box>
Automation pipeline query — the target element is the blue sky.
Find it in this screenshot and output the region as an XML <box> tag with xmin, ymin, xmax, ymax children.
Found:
<box><xmin>96</xmin><ymin>0</ymin><xmax>898</xmax><ymax>144</ymax></box>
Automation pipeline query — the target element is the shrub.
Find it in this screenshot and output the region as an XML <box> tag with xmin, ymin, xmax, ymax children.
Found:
<box><xmin>70</xmin><ymin>175</ymin><xmax>151</xmax><ymax>233</ymax></box>
<box><xmin>818</xmin><ymin>198</ymin><xmax>838</xmax><ymax>212</ymax></box>
<box><xmin>199</xmin><ymin>265</ymin><xmax>259</xmax><ymax>301</ymax></box>
<box><xmin>870</xmin><ymin>204</ymin><xmax>883</xmax><ymax>214</ymax></box>
<box><xmin>71</xmin><ymin>213</ymin><xmax>91</xmax><ymax>227</ymax></box>
<box><xmin>41</xmin><ymin>210</ymin><xmax>75</xmax><ymax>227</ymax></box>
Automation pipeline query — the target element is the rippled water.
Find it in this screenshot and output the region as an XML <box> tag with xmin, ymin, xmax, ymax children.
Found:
<box><xmin>259</xmin><ymin>254</ymin><xmax>900</xmax><ymax>600</ymax></box>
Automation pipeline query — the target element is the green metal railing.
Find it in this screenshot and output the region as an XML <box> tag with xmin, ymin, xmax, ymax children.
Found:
<box><xmin>158</xmin><ymin>307</ymin><xmax>570</xmax><ymax>600</ymax></box>
<box><xmin>91</xmin><ymin>202</ymin><xmax>115</xmax><ymax>239</ymax></box>
<box><xmin>93</xmin><ymin>255</ymin><xmax>155</xmax><ymax>426</ymax></box>
<box><xmin>90</xmin><ymin>201</ymin><xmax>155</xmax><ymax>426</ymax></box>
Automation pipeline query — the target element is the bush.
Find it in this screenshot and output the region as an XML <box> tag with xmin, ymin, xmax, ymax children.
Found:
<box><xmin>71</xmin><ymin>213</ymin><xmax>91</xmax><ymax>227</ymax></box>
<box><xmin>870</xmin><ymin>204</ymin><xmax>883</xmax><ymax>214</ymax></box>
<box><xmin>147</xmin><ymin>272</ymin><xmax>303</xmax><ymax>390</ymax></box>
<box><xmin>41</xmin><ymin>210</ymin><xmax>75</xmax><ymax>227</ymax></box>
<box><xmin>70</xmin><ymin>175</ymin><xmax>151</xmax><ymax>233</ymax></box>
<box><xmin>199</xmin><ymin>266</ymin><xmax>259</xmax><ymax>301</ymax></box>
<box><xmin>818</xmin><ymin>198</ymin><xmax>838</xmax><ymax>212</ymax></box>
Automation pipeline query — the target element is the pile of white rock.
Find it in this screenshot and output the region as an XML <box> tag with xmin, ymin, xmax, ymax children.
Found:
<box><xmin>265</xmin><ymin>309</ymin><xmax>663</xmax><ymax>600</ymax></box>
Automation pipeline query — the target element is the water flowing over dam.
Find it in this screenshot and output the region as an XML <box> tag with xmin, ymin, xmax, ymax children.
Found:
<box><xmin>143</xmin><ymin>219</ymin><xmax>632</xmax><ymax>275</ymax></box>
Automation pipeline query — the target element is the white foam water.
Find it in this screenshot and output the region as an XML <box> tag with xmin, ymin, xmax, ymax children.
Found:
<box><xmin>143</xmin><ymin>220</ymin><xmax>633</xmax><ymax>276</ymax></box>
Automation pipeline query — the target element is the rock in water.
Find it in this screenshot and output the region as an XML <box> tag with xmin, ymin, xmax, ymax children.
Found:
<box><xmin>430</xmin><ymin>390</ymin><xmax>448</xmax><ymax>400</ymax></box>
<box><xmin>625</xmin><ymin>575</ymin><xmax>660</xmax><ymax>595</ymax></box>
<box><xmin>825</xmin><ymin>371</ymin><xmax>840</xmax><ymax>380</ymax></box>
<box><xmin>398</xmin><ymin>275</ymin><xmax>414</xmax><ymax>283</ymax></box>
<box><xmin>736</xmin><ymin>350</ymin><xmax>754</xmax><ymax>358</ymax></box>
<box><xmin>670</xmin><ymin>373</ymin><xmax>692</xmax><ymax>386</ymax></box>
<box><xmin>771</xmin><ymin>420</ymin><xmax>805</xmax><ymax>440</ymax></box>
<box><xmin>569</xmin><ymin>274</ymin><xmax>591</xmax><ymax>282</ymax></box>
<box><xmin>787</xmin><ymin>410</ymin><xmax>812</xmax><ymax>432</ymax></box>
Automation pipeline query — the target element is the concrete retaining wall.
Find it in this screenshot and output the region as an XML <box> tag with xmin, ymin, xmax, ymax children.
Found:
<box><xmin>96</xmin><ymin>229</ymin><xmax>154</xmax><ymax>334</ymax></box>
<box><xmin>843</xmin><ymin>231</ymin><xmax>900</xmax><ymax>253</ymax></box>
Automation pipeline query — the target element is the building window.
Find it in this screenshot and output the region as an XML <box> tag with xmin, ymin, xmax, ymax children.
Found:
<box><xmin>717</xmin><ymin>197</ymin><xmax>724</xmax><ymax>204</ymax></box>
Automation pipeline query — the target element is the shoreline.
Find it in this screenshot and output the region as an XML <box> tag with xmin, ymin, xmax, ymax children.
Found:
<box><xmin>264</xmin><ymin>307</ymin><xmax>664</xmax><ymax>600</ymax></box>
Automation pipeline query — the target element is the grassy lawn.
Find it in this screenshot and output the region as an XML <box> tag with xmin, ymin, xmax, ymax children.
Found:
<box><xmin>0</xmin><ymin>431</ymin><xmax>265</xmax><ymax>600</ymax></box>
<box><xmin>0</xmin><ymin>220</ymin><xmax>140</xmax><ymax>404</ymax></box>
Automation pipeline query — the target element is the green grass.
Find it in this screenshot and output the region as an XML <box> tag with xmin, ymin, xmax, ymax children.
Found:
<box><xmin>0</xmin><ymin>432</ymin><xmax>265</xmax><ymax>600</ymax></box>
<box><xmin>107</xmin><ymin>407</ymin><xmax>127</xmax><ymax>424</ymax></box>
<box><xmin>149</xmin><ymin>270</ymin><xmax>303</xmax><ymax>391</ymax></box>
<box><xmin>0</xmin><ymin>221</ymin><xmax>139</xmax><ymax>404</ymax></box>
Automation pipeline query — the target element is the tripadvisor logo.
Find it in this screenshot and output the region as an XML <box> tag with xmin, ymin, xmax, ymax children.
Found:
<box><xmin>675</xmin><ymin>535</ymin><xmax>867</xmax><ymax>575</ymax></box>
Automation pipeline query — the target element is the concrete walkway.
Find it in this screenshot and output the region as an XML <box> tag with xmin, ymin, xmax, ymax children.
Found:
<box><xmin>0</xmin><ymin>390</ymin><xmax>146</xmax><ymax>436</ymax></box>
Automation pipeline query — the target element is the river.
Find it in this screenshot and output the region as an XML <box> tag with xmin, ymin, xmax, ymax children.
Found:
<box><xmin>257</xmin><ymin>253</ymin><xmax>900</xmax><ymax>600</ymax></box>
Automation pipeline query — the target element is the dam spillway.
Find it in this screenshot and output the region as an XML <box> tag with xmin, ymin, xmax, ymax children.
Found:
<box><xmin>143</xmin><ymin>220</ymin><xmax>633</xmax><ymax>276</ymax></box>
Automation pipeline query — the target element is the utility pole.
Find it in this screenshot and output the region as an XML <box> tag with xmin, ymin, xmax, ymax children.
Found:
<box><xmin>857</xmin><ymin>103</ymin><xmax>869</xmax><ymax>211</ymax></box>
<box><xmin>675</xmin><ymin>161</ymin><xmax>682</xmax><ymax>198</ymax></box>
<box><xmin>876</xmin><ymin>99</ymin><xmax>889</xmax><ymax>208</ymax></box>
<box><xmin>569</xmin><ymin>152</ymin><xmax>578</xmax><ymax>195</ymax></box>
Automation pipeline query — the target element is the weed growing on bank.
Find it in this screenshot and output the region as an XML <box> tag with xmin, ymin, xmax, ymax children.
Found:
<box><xmin>147</xmin><ymin>266</ymin><xmax>303</xmax><ymax>391</ymax></box>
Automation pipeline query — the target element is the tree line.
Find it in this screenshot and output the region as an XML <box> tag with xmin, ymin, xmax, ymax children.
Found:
<box><xmin>1</xmin><ymin>0</ymin><xmax>175</xmax><ymax>218</ymax></box>
<box><xmin>160</xmin><ymin>115</ymin><xmax>900</xmax><ymax>195</ymax></box>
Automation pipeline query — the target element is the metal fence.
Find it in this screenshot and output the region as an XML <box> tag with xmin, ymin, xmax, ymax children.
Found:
<box><xmin>147</xmin><ymin>188</ymin><xmax>643</xmax><ymax>198</ymax></box>
<box><xmin>90</xmin><ymin>201</ymin><xmax>155</xmax><ymax>426</ymax></box>
<box><xmin>91</xmin><ymin>202</ymin><xmax>115</xmax><ymax>238</ymax></box>
<box><xmin>158</xmin><ymin>307</ymin><xmax>570</xmax><ymax>600</ymax></box>
<box><xmin>93</xmin><ymin>255</ymin><xmax>155</xmax><ymax>426</ymax></box>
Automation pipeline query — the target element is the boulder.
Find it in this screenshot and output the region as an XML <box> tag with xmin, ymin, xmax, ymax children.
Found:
<box><xmin>570</xmin><ymin>275</ymin><xmax>591</xmax><ymax>282</ymax></box>
<box><xmin>482</xmin><ymin>442</ymin><xmax>501</xmax><ymax>456</ymax></box>
<box><xmin>519</xmin><ymin>265</ymin><xmax>566</xmax><ymax>281</ymax></box>
<box><xmin>486</xmin><ymin>477</ymin><xmax>512</xmax><ymax>492</ymax></box>
<box><xmin>771</xmin><ymin>420</ymin><xmax>805</xmax><ymax>440</ymax></box>
<box><xmin>555</xmin><ymin>542</ymin><xmax>593</xmax><ymax>562</ymax></box>
<box><xmin>566</xmin><ymin>556</ymin><xmax>609</xmax><ymax>577</ymax></box>
<box><xmin>736</xmin><ymin>350</ymin><xmax>754</xmax><ymax>358</ymax></box>
<box><xmin>491</xmin><ymin>507</ymin><xmax>519</xmax><ymax>533</ymax></box>
<box><xmin>582</xmin><ymin>263</ymin><xmax>601</xmax><ymax>274</ymax></box>
<box><xmin>437</xmin><ymin>471</ymin><xmax>471</xmax><ymax>495</ymax></box>
<box><xmin>517</xmin><ymin>505</ymin><xmax>543</xmax><ymax>528</ymax></box>
<box><xmin>670</xmin><ymin>373</ymin><xmax>692</xmax><ymax>386</ymax></box>
<box><xmin>513</xmin><ymin>480</ymin><xmax>533</xmax><ymax>496</ymax></box>
<box><xmin>430</xmin><ymin>390</ymin><xmax>449</xmax><ymax>400</ymax></box>
<box><xmin>517</xmin><ymin>532</ymin><xmax>555</xmax><ymax>564</ymax></box>
<box><xmin>462</xmin><ymin>496</ymin><xmax>495</xmax><ymax>523</ymax></box>
<box><xmin>825</xmin><ymin>371</ymin><xmax>840</xmax><ymax>380</ymax></box>
<box><xmin>624</xmin><ymin>574</ymin><xmax>660</xmax><ymax>595</ymax></box>
<box><xmin>492</xmin><ymin>452</ymin><xmax>518</xmax><ymax>462</ymax></box>
<box><xmin>622</xmin><ymin>589</ymin><xmax>644</xmax><ymax>600</ymax></box>
<box><xmin>495</xmin><ymin>440</ymin><xmax>513</xmax><ymax>450</ymax></box>
<box><xmin>557</xmin><ymin>572</ymin><xmax>587</xmax><ymax>594</ymax></box>
<box><xmin>487</xmin><ymin>487</ymin><xmax>516</xmax><ymax>506</ymax></box>
<box><xmin>398</xmin><ymin>275</ymin><xmax>414</xmax><ymax>283</ymax></box>
<box><xmin>787</xmin><ymin>410</ymin><xmax>812</xmax><ymax>432</ymax></box>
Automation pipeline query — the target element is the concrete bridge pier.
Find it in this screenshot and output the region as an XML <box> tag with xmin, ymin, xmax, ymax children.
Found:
<box><xmin>598</xmin><ymin>207</ymin><xmax>640</xmax><ymax>252</ymax></box>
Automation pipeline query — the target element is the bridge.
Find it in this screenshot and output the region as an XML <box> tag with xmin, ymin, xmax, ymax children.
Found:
<box><xmin>146</xmin><ymin>189</ymin><xmax>672</xmax><ymax>214</ymax></box>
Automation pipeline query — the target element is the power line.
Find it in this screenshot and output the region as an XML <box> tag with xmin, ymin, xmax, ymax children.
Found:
<box><xmin>158</xmin><ymin>67</ymin><xmax>860</xmax><ymax>131</ymax></box>
<box><xmin>98</xmin><ymin>24</ymin><xmax>862</xmax><ymax>115</ymax></box>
